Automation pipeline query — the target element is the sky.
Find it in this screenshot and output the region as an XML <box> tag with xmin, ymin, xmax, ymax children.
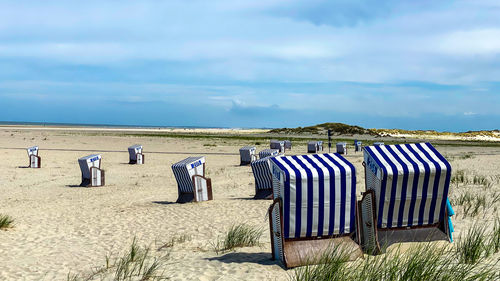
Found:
<box><xmin>0</xmin><ymin>0</ymin><xmax>499</xmax><ymax>131</ymax></box>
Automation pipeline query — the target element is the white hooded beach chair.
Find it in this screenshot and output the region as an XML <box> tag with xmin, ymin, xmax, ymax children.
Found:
<box><xmin>270</xmin><ymin>140</ymin><xmax>285</xmax><ymax>153</ymax></box>
<box><xmin>358</xmin><ymin>143</ymin><xmax>453</xmax><ymax>254</ymax></box>
<box><xmin>259</xmin><ymin>149</ymin><xmax>279</xmax><ymax>159</ymax></box>
<box><xmin>251</xmin><ymin>157</ymin><xmax>273</xmax><ymax>199</ymax></box>
<box><xmin>172</xmin><ymin>156</ymin><xmax>212</xmax><ymax>203</ymax></box>
<box><xmin>268</xmin><ymin>153</ymin><xmax>362</xmax><ymax>268</ymax></box>
<box><xmin>336</xmin><ymin>142</ymin><xmax>347</xmax><ymax>154</ymax></box>
<box><xmin>355</xmin><ymin>141</ymin><xmax>362</xmax><ymax>152</ymax></box>
<box><xmin>78</xmin><ymin>154</ymin><xmax>105</xmax><ymax>187</ymax></box>
<box><xmin>128</xmin><ymin>144</ymin><xmax>144</xmax><ymax>164</ymax></box>
<box><xmin>27</xmin><ymin>146</ymin><xmax>41</xmax><ymax>168</ymax></box>
<box><xmin>284</xmin><ymin>140</ymin><xmax>292</xmax><ymax>150</ymax></box>
<box><xmin>307</xmin><ymin>141</ymin><xmax>323</xmax><ymax>153</ymax></box>
<box><xmin>239</xmin><ymin>146</ymin><xmax>257</xmax><ymax>165</ymax></box>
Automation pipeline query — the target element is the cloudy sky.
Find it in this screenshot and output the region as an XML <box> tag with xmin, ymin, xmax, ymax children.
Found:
<box><xmin>1</xmin><ymin>0</ymin><xmax>499</xmax><ymax>131</ymax></box>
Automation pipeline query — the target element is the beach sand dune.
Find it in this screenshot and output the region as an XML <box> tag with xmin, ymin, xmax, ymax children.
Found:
<box><xmin>0</xmin><ymin>128</ymin><xmax>499</xmax><ymax>280</ymax></box>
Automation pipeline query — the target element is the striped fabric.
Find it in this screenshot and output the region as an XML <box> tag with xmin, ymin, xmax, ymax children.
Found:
<box><xmin>270</xmin><ymin>153</ymin><xmax>356</xmax><ymax>239</ymax></box>
<box><xmin>284</xmin><ymin>140</ymin><xmax>292</xmax><ymax>149</ymax></box>
<box><xmin>172</xmin><ymin>156</ymin><xmax>205</xmax><ymax>193</ymax></box>
<box><xmin>307</xmin><ymin>141</ymin><xmax>323</xmax><ymax>153</ymax></box>
<box><xmin>336</xmin><ymin>142</ymin><xmax>346</xmax><ymax>154</ymax></box>
<box><xmin>78</xmin><ymin>154</ymin><xmax>102</xmax><ymax>179</ymax></box>
<box><xmin>27</xmin><ymin>146</ymin><xmax>39</xmax><ymax>156</ymax></box>
<box><xmin>259</xmin><ymin>149</ymin><xmax>279</xmax><ymax>159</ymax></box>
<box><xmin>363</xmin><ymin>143</ymin><xmax>451</xmax><ymax>229</ymax></box>
<box><xmin>251</xmin><ymin>157</ymin><xmax>273</xmax><ymax>190</ymax></box>
<box><xmin>239</xmin><ymin>146</ymin><xmax>256</xmax><ymax>164</ymax></box>
<box><xmin>128</xmin><ymin>144</ymin><xmax>143</xmax><ymax>161</ymax></box>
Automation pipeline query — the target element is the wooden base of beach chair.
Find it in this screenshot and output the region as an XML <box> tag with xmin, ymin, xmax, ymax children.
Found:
<box><xmin>254</xmin><ymin>189</ymin><xmax>272</xmax><ymax>200</ymax></box>
<box><xmin>358</xmin><ymin>190</ymin><xmax>451</xmax><ymax>255</ymax></box>
<box><xmin>129</xmin><ymin>153</ymin><xmax>144</xmax><ymax>164</ymax></box>
<box><xmin>176</xmin><ymin>176</ymin><xmax>213</xmax><ymax>203</ymax></box>
<box><xmin>29</xmin><ymin>155</ymin><xmax>41</xmax><ymax>168</ymax></box>
<box><xmin>282</xmin><ymin>236</ymin><xmax>362</xmax><ymax>268</ymax></box>
<box><xmin>269</xmin><ymin>198</ymin><xmax>363</xmax><ymax>268</ymax></box>
<box><xmin>80</xmin><ymin>168</ymin><xmax>105</xmax><ymax>187</ymax></box>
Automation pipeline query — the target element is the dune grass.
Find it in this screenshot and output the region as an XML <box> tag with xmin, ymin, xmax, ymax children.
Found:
<box><xmin>0</xmin><ymin>214</ymin><xmax>14</xmax><ymax>230</ymax></box>
<box><xmin>455</xmin><ymin>224</ymin><xmax>490</xmax><ymax>264</ymax></box>
<box><xmin>212</xmin><ymin>224</ymin><xmax>263</xmax><ymax>254</ymax></box>
<box><xmin>291</xmin><ymin>244</ymin><xmax>498</xmax><ymax>281</ymax></box>
<box><xmin>68</xmin><ymin>238</ymin><xmax>168</xmax><ymax>281</ymax></box>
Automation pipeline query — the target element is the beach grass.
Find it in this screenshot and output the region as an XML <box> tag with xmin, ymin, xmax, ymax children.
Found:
<box><xmin>68</xmin><ymin>238</ymin><xmax>168</xmax><ymax>281</ymax></box>
<box><xmin>291</xmin><ymin>244</ymin><xmax>498</xmax><ymax>281</ymax></box>
<box><xmin>455</xmin><ymin>223</ymin><xmax>490</xmax><ymax>264</ymax></box>
<box><xmin>212</xmin><ymin>224</ymin><xmax>263</xmax><ymax>254</ymax></box>
<box><xmin>0</xmin><ymin>214</ymin><xmax>14</xmax><ymax>230</ymax></box>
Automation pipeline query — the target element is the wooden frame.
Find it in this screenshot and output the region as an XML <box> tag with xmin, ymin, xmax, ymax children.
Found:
<box><xmin>269</xmin><ymin>198</ymin><xmax>362</xmax><ymax>268</ymax></box>
<box><xmin>29</xmin><ymin>154</ymin><xmax>41</xmax><ymax>168</ymax></box>
<box><xmin>192</xmin><ymin>174</ymin><xmax>213</xmax><ymax>202</ymax></box>
<box><xmin>176</xmin><ymin>163</ymin><xmax>213</xmax><ymax>203</ymax></box>
<box><xmin>357</xmin><ymin>162</ymin><xmax>451</xmax><ymax>254</ymax></box>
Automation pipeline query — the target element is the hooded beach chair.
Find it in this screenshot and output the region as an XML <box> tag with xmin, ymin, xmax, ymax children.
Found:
<box><xmin>259</xmin><ymin>149</ymin><xmax>279</xmax><ymax>159</ymax></box>
<box><xmin>373</xmin><ymin>142</ymin><xmax>384</xmax><ymax>146</ymax></box>
<box><xmin>251</xmin><ymin>157</ymin><xmax>273</xmax><ymax>199</ymax></box>
<box><xmin>27</xmin><ymin>146</ymin><xmax>41</xmax><ymax>168</ymax></box>
<box><xmin>239</xmin><ymin>146</ymin><xmax>257</xmax><ymax>165</ymax></box>
<box><xmin>357</xmin><ymin>143</ymin><xmax>453</xmax><ymax>254</ymax></box>
<box><xmin>355</xmin><ymin>141</ymin><xmax>362</xmax><ymax>152</ymax></box>
<box><xmin>128</xmin><ymin>144</ymin><xmax>144</xmax><ymax>164</ymax></box>
<box><xmin>336</xmin><ymin>142</ymin><xmax>347</xmax><ymax>154</ymax></box>
<box><xmin>172</xmin><ymin>156</ymin><xmax>213</xmax><ymax>203</ymax></box>
<box><xmin>284</xmin><ymin>140</ymin><xmax>292</xmax><ymax>150</ymax></box>
<box><xmin>78</xmin><ymin>154</ymin><xmax>105</xmax><ymax>187</ymax></box>
<box><xmin>307</xmin><ymin>141</ymin><xmax>323</xmax><ymax>153</ymax></box>
<box><xmin>268</xmin><ymin>153</ymin><xmax>363</xmax><ymax>268</ymax></box>
<box><xmin>270</xmin><ymin>140</ymin><xmax>285</xmax><ymax>153</ymax></box>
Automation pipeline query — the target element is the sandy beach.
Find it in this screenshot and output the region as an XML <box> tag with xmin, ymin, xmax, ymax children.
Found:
<box><xmin>1</xmin><ymin>127</ymin><xmax>499</xmax><ymax>280</ymax></box>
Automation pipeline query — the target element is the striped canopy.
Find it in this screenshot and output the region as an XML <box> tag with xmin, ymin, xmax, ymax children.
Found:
<box><xmin>259</xmin><ymin>149</ymin><xmax>279</xmax><ymax>159</ymax></box>
<box><xmin>364</xmin><ymin>143</ymin><xmax>451</xmax><ymax>229</ymax></box>
<box><xmin>172</xmin><ymin>156</ymin><xmax>205</xmax><ymax>193</ymax></box>
<box><xmin>270</xmin><ymin>153</ymin><xmax>356</xmax><ymax>239</ymax></box>
<box><xmin>251</xmin><ymin>157</ymin><xmax>273</xmax><ymax>190</ymax></box>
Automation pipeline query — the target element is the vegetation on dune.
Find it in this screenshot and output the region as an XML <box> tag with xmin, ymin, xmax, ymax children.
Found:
<box><xmin>269</xmin><ymin>122</ymin><xmax>376</xmax><ymax>136</ymax></box>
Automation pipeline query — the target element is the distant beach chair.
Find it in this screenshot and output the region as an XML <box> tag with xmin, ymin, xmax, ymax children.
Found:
<box><xmin>284</xmin><ymin>140</ymin><xmax>292</xmax><ymax>150</ymax></box>
<box><xmin>268</xmin><ymin>153</ymin><xmax>362</xmax><ymax>268</ymax></box>
<box><xmin>355</xmin><ymin>141</ymin><xmax>362</xmax><ymax>152</ymax></box>
<box><xmin>251</xmin><ymin>157</ymin><xmax>273</xmax><ymax>199</ymax></box>
<box><xmin>373</xmin><ymin>142</ymin><xmax>384</xmax><ymax>146</ymax></box>
<box><xmin>27</xmin><ymin>146</ymin><xmax>41</xmax><ymax>168</ymax></box>
<box><xmin>239</xmin><ymin>146</ymin><xmax>257</xmax><ymax>165</ymax></box>
<box><xmin>270</xmin><ymin>140</ymin><xmax>285</xmax><ymax>153</ymax></box>
<box><xmin>128</xmin><ymin>144</ymin><xmax>144</xmax><ymax>164</ymax></box>
<box><xmin>259</xmin><ymin>149</ymin><xmax>279</xmax><ymax>159</ymax></box>
<box><xmin>336</xmin><ymin>142</ymin><xmax>347</xmax><ymax>154</ymax></box>
<box><xmin>78</xmin><ymin>154</ymin><xmax>105</xmax><ymax>187</ymax></box>
<box><xmin>172</xmin><ymin>156</ymin><xmax>213</xmax><ymax>203</ymax></box>
<box><xmin>307</xmin><ymin>141</ymin><xmax>323</xmax><ymax>153</ymax></box>
<box><xmin>358</xmin><ymin>143</ymin><xmax>453</xmax><ymax>254</ymax></box>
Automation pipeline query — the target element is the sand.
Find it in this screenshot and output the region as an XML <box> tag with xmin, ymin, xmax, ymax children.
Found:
<box><xmin>0</xmin><ymin>127</ymin><xmax>499</xmax><ymax>280</ymax></box>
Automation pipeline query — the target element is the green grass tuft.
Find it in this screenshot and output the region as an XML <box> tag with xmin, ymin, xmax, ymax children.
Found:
<box><xmin>0</xmin><ymin>214</ymin><xmax>14</xmax><ymax>230</ymax></box>
<box><xmin>455</xmin><ymin>224</ymin><xmax>490</xmax><ymax>264</ymax></box>
<box><xmin>212</xmin><ymin>224</ymin><xmax>263</xmax><ymax>254</ymax></box>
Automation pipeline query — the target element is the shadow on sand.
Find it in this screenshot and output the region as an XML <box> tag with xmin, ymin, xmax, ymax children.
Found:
<box><xmin>206</xmin><ymin>252</ymin><xmax>279</xmax><ymax>267</ymax></box>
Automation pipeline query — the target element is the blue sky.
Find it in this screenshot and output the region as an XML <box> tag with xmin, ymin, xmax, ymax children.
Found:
<box><xmin>1</xmin><ymin>0</ymin><xmax>499</xmax><ymax>131</ymax></box>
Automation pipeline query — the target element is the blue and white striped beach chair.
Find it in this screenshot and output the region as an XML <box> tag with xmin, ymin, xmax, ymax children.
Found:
<box><xmin>259</xmin><ymin>149</ymin><xmax>279</xmax><ymax>159</ymax></box>
<box><xmin>251</xmin><ymin>157</ymin><xmax>273</xmax><ymax>199</ymax></box>
<box><xmin>27</xmin><ymin>146</ymin><xmax>41</xmax><ymax>168</ymax></box>
<box><xmin>307</xmin><ymin>141</ymin><xmax>323</xmax><ymax>153</ymax></box>
<box><xmin>268</xmin><ymin>153</ymin><xmax>363</xmax><ymax>268</ymax></box>
<box><xmin>270</xmin><ymin>140</ymin><xmax>286</xmax><ymax>153</ymax></box>
<box><xmin>239</xmin><ymin>146</ymin><xmax>257</xmax><ymax>165</ymax></box>
<box><xmin>78</xmin><ymin>154</ymin><xmax>105</xmax><ymax>187</ymax></box>
<box><xmin>128</xmin><ymin>144</ymin><xmax>144</xmax><ymax>164</ymax></box>
<box><xmin>358</xmin><ymin>143</ymin><xmax>453</xmax><ymax>254</ymax></box>
<box><xmin>172</xmin><ymin>156</ymin><xmax>213</xmax><ymax>203</ymax></box>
